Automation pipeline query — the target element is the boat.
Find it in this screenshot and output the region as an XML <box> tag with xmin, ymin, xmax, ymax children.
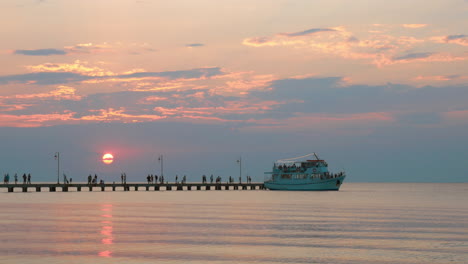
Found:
<box><xmin>264</xmin><ymin>153</ymin><xmax>346</xmax><ymax>191</ymax></box>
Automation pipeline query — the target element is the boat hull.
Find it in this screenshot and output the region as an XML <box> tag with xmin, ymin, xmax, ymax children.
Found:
<box><xmin>264</xmin><ymin>176</ymin><xmax>345</xmax><ymax>191</ymax></box>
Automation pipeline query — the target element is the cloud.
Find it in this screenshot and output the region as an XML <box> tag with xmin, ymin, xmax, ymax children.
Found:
<box><xmin>278</xmin><ymin>28</ymin><xmax>336</xmax><ymax>37</ymax></box>
<box><xmin>243</xmin><ymin>27</ymin><xmax>337</xmax><ymax>47</ymax></box>
<box><xmin>0</xmin><ymin>72</ymin><xmax>89</xmax><ymax>85</ymax></box>
<box><xmin>1</xmin><ymin>69</ymin><xmax>467</xmax><ymax>132</ymax></box>
<box><xmin>432</xmin><ymin>34</ymin><xmax>468</xmax><ymax>46</ymax></box>
<box><xmin>185</xmin><ymin>43</ymin><xmax>204</xmax><ymax>47</ymax></box>
<box><xmin>242</xmin><ymin>25</ymin><xmax>468</xmax><ymax>67</ymax></box>
<box><xmin>26</xmin><ymin>60</ymin><xmax>115</xmax><ymax>76</ymax></box>
<box><xmin>377</xmin><ymin>52</ymin><xmax>468</xmax><ymax>66</ymax></box>
<box><xmin>10</xmin><ymin>42</ymin><xmax>157</xmax><ymax>57</ymax></box>
<box><xmin>414</xmin><ymin>75</ymin><xmax>467</xmax><ymax>81</ymax></box>
<box><xmin>14</xmin><ymin>49</ymin><xmax>67</xmax><ymax>56</ymax></box>
<box><xmin>0</xmin><ymin>65</ymin><xmax>224</xmax><ymax>85</ymax></box>
<box><xmin>64</xmin><ymin>43</ymin><xmax>114</xmax><ymax>54</ymax></box>
<box><xmin>393</xmin><ymin>52</ymin><xmax>434</xmax><ymax>61</ymax></box>
<box><xmin>10</xmin><ymin>85</ymin><xmax>81</xmax><ymax>100</ymax></box>
<box><xmin>402</xmin><ymin>24</ymin><xmax>428</xmax><ymax>28</ymax></box>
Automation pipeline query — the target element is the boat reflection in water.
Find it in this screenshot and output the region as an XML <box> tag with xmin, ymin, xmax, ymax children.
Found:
<box><xmin>264</xmin><ymin>153</ymin><xmax>346</xmax><ymax>191</ymax></box>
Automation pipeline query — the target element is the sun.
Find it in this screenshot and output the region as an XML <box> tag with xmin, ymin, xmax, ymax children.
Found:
<box><xmin>102</xmin><ymin>153</ymin><xmax>114</xmax><ymax>165</ymax></box>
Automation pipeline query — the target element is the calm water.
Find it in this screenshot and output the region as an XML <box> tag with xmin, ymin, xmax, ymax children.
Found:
<box><xmin>0</xmin><ymin>183</ymin><xmax>466</xmax><ymax>264</ymax></box>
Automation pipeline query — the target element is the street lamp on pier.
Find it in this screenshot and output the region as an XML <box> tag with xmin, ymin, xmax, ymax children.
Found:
<box><xmin>54</xmin><ymin>152</ymin><xmax>60</xmax><ymax>184</ymax></box>
<box><xmin>237</xmin><ymin>156</ymin><xmax>242</xmax><ymax>181</ymax></box>
<box><xmin>158</xmin><ymin>155</ymin><xmax>164</xmax><ymax>178</ymax></box>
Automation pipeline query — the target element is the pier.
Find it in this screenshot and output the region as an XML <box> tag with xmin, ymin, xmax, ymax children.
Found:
<box><xmin>0</xmin><ymin>183</ymin><xmax>266</xmax><ymax>193</ymax></box>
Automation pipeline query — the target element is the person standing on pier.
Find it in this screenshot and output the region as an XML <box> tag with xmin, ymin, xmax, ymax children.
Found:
<box><xmin>22</xmin><ymin>173</ymin><xmax>26</xmax><ymax>184</ymax></box>
<box><xmin>27</xmin><ymin>174</ymin><xmax>31</xmax><ymax>184</ymax></box>
<box><xmin>155</xmin><ymin>175</ymin><xmax>158</xmax><ymax>183</ymax></box>
<box><xmin>14</xmin><ymin>174</ymin><xmax>18</xmax><ymax>184</ymax></box>
<box><xmin>88</xmin><ymin>175</ymin><xmax>92</xmax><ymax>185</ymax></box>
<box><xmin>175</xmin><ymin>175</ymin><xmax>178</xmax><ymax>184</ymax></box>
<box><xmin>210</xmin><ymin>175</ymin><xmax>213</xmax><ymax>183</ymax></box>
<box><xmin>239</xmin><ymin>176</ymin><xmax>242</xmax><ymax>184</ymax></box>
<box><xmin>121</xmin><ymin>174</ymin><xmax>124</xmax><ymax>184</ymax></box>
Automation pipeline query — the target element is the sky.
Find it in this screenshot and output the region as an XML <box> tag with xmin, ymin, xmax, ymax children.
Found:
<box><xmin>0</xmin><ymin>0</ymin><xmax>467</xmax><ymax>183</ymax></box>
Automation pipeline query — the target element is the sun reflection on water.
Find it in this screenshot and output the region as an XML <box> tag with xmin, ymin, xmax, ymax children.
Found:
<box><xmin>99</xmin><ymin>204</ymin><xmax>113</xmax><ymax>257</ymax></box>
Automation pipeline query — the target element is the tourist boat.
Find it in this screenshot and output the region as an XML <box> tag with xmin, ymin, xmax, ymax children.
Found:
<box><xmin>264</xmin><ymin>153</ymin><xmax>346</xmax><ymax>191</ymax></box>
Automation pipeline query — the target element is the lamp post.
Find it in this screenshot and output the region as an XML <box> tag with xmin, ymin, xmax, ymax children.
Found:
<box><xmin>54</xmin><ymin>152</ymin><xmax>60</xmax><ymax>184</ymax></box>
<box><xmin>237</xmin><ymin>156</ymin><xmax>242</xmax><ymax>181</ymax></box>
<box><xmin>158</xmin><ymin>155</ymin><xmax>164</xmax><ymax>178</ymax></box>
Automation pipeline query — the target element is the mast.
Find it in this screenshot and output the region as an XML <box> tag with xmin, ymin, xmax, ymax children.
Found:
<box><xmin>313</xmin><ymin>152</ymin><xmax>320</xmax><ymax>160</ymax></box>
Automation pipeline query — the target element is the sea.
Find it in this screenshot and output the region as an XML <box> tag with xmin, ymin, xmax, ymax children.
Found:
<box><xmin>0</xmin><ymin>183</ymin><xmax>466</xmax><ymax>264</ymax></box>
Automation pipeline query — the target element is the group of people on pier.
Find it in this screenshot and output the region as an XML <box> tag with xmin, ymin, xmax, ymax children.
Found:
<box><xmin>3</xmin><ymin>173</ymin><xmax>31</xmax><ymax>184</ymax></box>
<box><xmin>201</xmin><ymin>175</ymin><xmax>252</xmax><ymax>184</ymax></box>
<box><xmin>87</xmin><ymin>174</ymin><xmax>104</xmax><ymax>185</ymax></box>
<box><xmin>145</xmin><ymin>174</ymin><xmax>165</xmax><ymax>184</ymax></box>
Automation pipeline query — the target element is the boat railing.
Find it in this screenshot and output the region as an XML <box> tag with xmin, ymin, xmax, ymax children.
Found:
<box><xmin>263</xmin><ymin>173</ymin><xmax>274</xmax><ymax>182</ymax></box>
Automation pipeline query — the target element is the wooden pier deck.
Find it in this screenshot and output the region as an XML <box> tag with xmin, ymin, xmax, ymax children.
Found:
<box><xmin>0</xmin><ymin>183</ymin><xmax>266</xmax><ymax>192</ymax></box>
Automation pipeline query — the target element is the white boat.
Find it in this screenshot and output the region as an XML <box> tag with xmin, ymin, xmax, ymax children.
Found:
<box><xmin>264</xmin><ymin>153</ymin><xmax>346</xmax><ymax>191</ymax></box>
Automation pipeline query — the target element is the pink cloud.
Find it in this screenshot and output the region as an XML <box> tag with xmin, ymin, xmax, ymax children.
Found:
<box><xmin>431</xmin><ymin>35</ymin><xmax>468</xmax><ymax>46</ymax></box>
<box><xmin>414</xmin><ymin>75</ymin><xmax>467</xmax><ymax>81</ymax></box>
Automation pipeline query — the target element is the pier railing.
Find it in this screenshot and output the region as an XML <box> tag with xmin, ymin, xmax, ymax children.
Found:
<box><xmin>0</xmin><ymin>182</ymin><xmax>266</xmax><ymax>193</ymax></box>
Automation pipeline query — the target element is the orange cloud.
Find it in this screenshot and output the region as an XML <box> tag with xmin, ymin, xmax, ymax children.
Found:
<box><xmin>11</xmin><ymin>86</ymin><xmax>82</xmax><ymax>100</ymax></box>
<box><xmin>27</xmin><ymin>60</ymin><xmax>115</xmax><ymax>76</ymax></box>
<box><xmin>0</xmin><ymin>112</ymin><xmax>76</xmax><ymax>127</ymax></box>
<box><xmin>402</xmin><ymin>24</ymin><xmax>428</xmax><ymax>28</ymax></box>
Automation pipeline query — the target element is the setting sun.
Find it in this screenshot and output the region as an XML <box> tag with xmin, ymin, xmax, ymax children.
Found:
<box><xmin>102</xmin><ymin>153</ymin><xmax>114</xmax><ymax>165</ymax></box>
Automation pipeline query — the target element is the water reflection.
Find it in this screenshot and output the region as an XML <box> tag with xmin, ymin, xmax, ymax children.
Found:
<box><xmin>99</xmin><ymin>204</ymin><xmax>113</xmax><ymax>257</ymax></box>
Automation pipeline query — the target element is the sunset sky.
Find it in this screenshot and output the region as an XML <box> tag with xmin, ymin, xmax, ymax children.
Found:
<box><xmin>1</xmin><ymin>0</ymin><xmax>467</xmax><ymax>182</ymax></box>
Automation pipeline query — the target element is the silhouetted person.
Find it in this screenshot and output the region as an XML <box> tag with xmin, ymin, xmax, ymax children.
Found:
<box><xmin>14</xmin><ymin>174</ymin><xmax>18</xmax><ymax>184</ymax></box>
<box><xmin>22</xmin><ymin>174</ymin><xmax>27</xmax><ymax>184</ymax></box>
<box><xmin>27</xmin><ymin>174</ymin><xmax>31</xmax><ymax>184</ymax></box>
